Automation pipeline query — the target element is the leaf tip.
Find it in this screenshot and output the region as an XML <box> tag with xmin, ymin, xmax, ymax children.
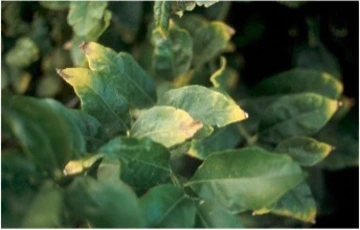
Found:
<box><xmin>245</xmin><ymin>112</ymin><xmax>249</xmax><ymax>119</ymax></box>
<box><xmin>331</xmin><ymin>145</ymin><xmax>336</xmax><ymax>150</ymax></box>
<box><xmin>56</xmin><ymin>68</ymin><xmax>67</xmax><ymax>79</ymax></box>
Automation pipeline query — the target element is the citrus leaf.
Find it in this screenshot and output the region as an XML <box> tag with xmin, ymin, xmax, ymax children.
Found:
<box><xmin>188</xmin><ymin>124</ymin><xmax>241</xmax><ymax>160</ymax></box>
<box><xmin>259</xmin><ymin>93</ymin><xmax>339</xmax><ymax>144</ymax></box>
<box><xmin>65</xmin><ymin>177</ymin><xmax>145</xmax><ymax>228</ymax></box>
<box><xmin>195</xmin><ymin>199</ymin><xmax>243</xmax><ymax>228</ymax></box>
<box><xmin>210</xmin><ymin>56</ymin><xmax>239</xmax><ymax>92</ymax></box>
<box><xmin>153</xmin><ymin>0</ymin><xmax>172</xmax><ymax>35</ymax></box>
<box><xmin>131</xmin><ymin>106</ymin><xmax>203</xmax><ymax>148</ymax></box>
<box><xmin>2</xmin><ymin>96</ymin><xmax>76</xmax><ymax>175</ymax></box>
<box><xmin>254</xmin><ymin>69</ymin><xmax>343</xmax><ymax>99</ymax></box>
<box><xmin>40</xmin><ymin>1</ymin><xmax>69</xmax><ymax>10</ymax></box>
<box><xmin>173</xmin><ymin>13</ymin><xmax>208</xmax><ymax>37</ymax></box>
<box><xmin>275</xmin><ymin>137</ymin><xmax>333</xmax><ymax>166</ymax></box>
<box><xmin>254</xmin><ymin>182</ymin><xmax>317</xmax><ymax>224</ymax></box>
<box><xmin>97</xmin><ymin>156</ymin><xmax>122</xmax><ymax>182</ymax></box>
<box><xmin>186</xmin><ymin>146</ymin><xmax>305</xmax><ymax>212</ymax></box>
<box><xmin>140</xmin><ymin>184</ymin><xmax>196</xmax><ymax>228</ymax></box>
<box><xmin>193</xmin><ymin>21</ymin><xmax>235</xmax><ymax>66</ymax></box>
<box><xmin>22</xmin><ymin>181</ymin><xmax>63</xmax><ymax>228</ymax></box>
<box><xmin>99</xmin><ymin>137</ymin><xmax>171</xmax><ymax>190</ymax></box>
<box><xmin>57</xmin><ymin>67</ymin><xmax>131</xmax><ymax>136</ymax></box>
<box><xmin>158</xmin><ymin>85</ymin><xmax>248</xmax><ymax>127</ymax></box>
<box><xmin>151</xmin><ymin>28</ymin><xmax>174</xmax><ymax>79</ymax></box>
<box><xmin>5</xmin><ymin>37</ymin><xmax>39</xmax><ymax>68</ymax></box>
<box><xmin>79</xmin><ymin>42</ymin><xmax>157</xmax><ymax>108</ymax></box>
<box><xmin>67</xmin><ymin>1</ymin><xmax>108</xmax><ymax>36</ymax></box>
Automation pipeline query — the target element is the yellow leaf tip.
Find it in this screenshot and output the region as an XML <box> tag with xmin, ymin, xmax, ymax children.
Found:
<box><xmin>56</xmin><ymin>68</ymin><xmax>67</xmax><ymax>79</ymax></box>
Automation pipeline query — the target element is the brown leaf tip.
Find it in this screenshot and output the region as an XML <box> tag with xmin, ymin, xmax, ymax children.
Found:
<box><xmin>79</xmin><ymin>41</ymin><xmax>92</xmax><ymax>55</ymax></box>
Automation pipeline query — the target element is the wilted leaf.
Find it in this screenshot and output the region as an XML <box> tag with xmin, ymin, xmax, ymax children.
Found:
<box><xmin>140</xmin><ymin>184</ymin><xmax>197</xmax><ymax>228</ymax></box>
<box><xmin>254</xmin><ymin>182</ymin><xmax>317</xmax><ymax>223</ymax></box>
<box><xmin>5</xmin><ymin>37</ymin><xmax>39</xmax><ymax>68</ymax></box>
<box><xmin>65</xmin><ymin>177</ymin><xmax>145</xmax><ymax>228</ymax></box>
<box><xmin>186</xmin><ymin>146</ymin><xmax>305</xmax><ymax>212</ymax></box>
<box><xmin>158</xmin><ymin>85</ymin><xmax>248</xmax><ymax>128</ymax></box>
<box><xmin>210</xmin><ymin>56</ymin><xmax>239</xmax><ymax>92</ymax></box>
<box><xmin>22</xmin><ymin>181</ymin><xmax>63</xmax><ymax>228</ymax></box>
<box><xmin>131</xmin><ymin>106</ymin><xmax>203</xmax><ymax>148</ymax></box>
<box><xmin>188</xmin><ymin>124</ymin><xmax>241</xmax><ymax>160</ymax></box>
<box><xmin>193</xmin><ymin>21</ymin><xmax>235</xmax><ymax>66</ymax></box>
<box><xmin>254</xmin><ymin>69</ymin><xmax>343</xmax><ymax>99</ymax></box>
<box><xmin>259</xmin><ymin>93</ymin><xmax>339</xmax><ymax>144</ymax></box>
<box><xmin>195</xmin><ymin>199</ymin><xmax>243</xmax><ymax>228</ymax></box>
<box><xmin>275</xmin><ymin>137</ymin><xmax>333</xmax><ymax>166</ymax></box>
<box><xmin>99</xmin><ymin>137</ymin><xmax>171</xmax><ymax>189</ymax></box>
<box><xmin>67</xmin><ymin>2</ymin><xmax>108</xmax><ymax>36</ymax></box>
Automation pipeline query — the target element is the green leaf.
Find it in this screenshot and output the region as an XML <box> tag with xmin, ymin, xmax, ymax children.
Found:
<box><xmin>254</xmin><ymin>182</ymin><xmax>317</xmax><ymax>224</ymax></box>
<box><xmin>259</xmin><ymin>93</ymin><xmax>339</xmax><ymax>144</ymax></box>
<box><xmin>173</xmin><ymin>13</ymin><xmax>208</xmax><ymax>37</ymax></box>
<box><xmin>97</xmin><ymin>156</ymin><xmax>122</xmax><ymax>182</ymax></box>
<box><xmin>254</xmin><ymin>69</ymin><xmax>343</xmax><ymax>99</ymax></box>
<box><xmin>36</xmin><ymin>75</ymin><xmax>62</xmax><ymax>98</ymax></box>
<box><xmin>188</xmin><ymin>124</ymin><xmax>241</xmax><ymax>160</ymax></box>
<box><xmin>153</xmin><ymin>1</ymin><xmax>172</xmax><ymax>35</ymax></box>
<box><xmin>99</xmin><ymin>137</ymin><xmax>171</xmax><ymax>190</ymax></box>
<box><xmin>5</xmin><ymin>37</ymin><xmax>39</xmax><ymax>68</ymax></box>
<box><xmin>294</xmin><ymin>43</ymin><xmax>342</xmax><ymax>79</ymax></box>
<box><xmin>195</xmin><ymin>199</ymin><xmax>243</xmax><ymax>228</ymax></box>
<box><xmin>186</xmin><ymin>146</ymin><xmax>305</xmax><ymax>212</ymax></box>
<box><xmin>140</xmin><ymin>184</ymin><xmax>197</xmax><ymax>228</ymax></box>
<box><xmin>193</xmin><ymin>21</ymin><xmax>235</xmax><ymax>66</ymax></box>
<box><xmin>67</xmin><ymin>1</ymin><xmax>108</xmax><ymax>36</ymax></box>
<box><xmin>158</xmin><ymin>85</ymin><xmax>248</xmax><ymax>128</ymax></box>
<box><xmin>2</xmin><ymin>96</ymin><xmax>76</xmax><ymax>175</ymax></box>
<box><xmin>80</xmin><ymin>42</ymin><xmax>157</xmax><ymax>108</ymax></box>
<box><xmin>40</xmin><ymin>1</ymin><xmax>69</xmax><ymax>10</ymax></box>
<box><xmin>210</xmin><ymin>56</ymin><xmax>239</xmax><ymax>92</ymax></box>
<box><xmin>131</xmin><ymin>106</ymin><xmax>203</xmax><ymax>148</ymax></box>
<box><xmin>152</xmin><ymin>22</ymin><xmax>193</xmax><ymax>79</ymax></box>
<box><xmin>22</xmin><ymin>181</ymin><xmax>63</xmax><ymax>228</ymax></box>
<box><xmin>65</xmin><ymin>176</ymin><xmax>145</xmax><ymax>228</ymax></box>
<box><xmin>275</xmin><ymin>137</ymin><xmax>333</xmax><ymax>166</ymax></box>
<box><xmin>57</xmin><ymin>67</ymin><xmax>131</xmax><ymax>136</ymax></box>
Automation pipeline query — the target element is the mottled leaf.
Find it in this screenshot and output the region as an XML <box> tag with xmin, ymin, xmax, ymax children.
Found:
<box><xmin>80</xmin><ymin>42</ymin><xmax>157</xmax><ymax>108</ymax></box>
<box><xmin>254</xmin><ymin>182</ymin><xmax>317</xmax><ymax>223</ymax></box>
<box><xmin>188</xmin><ymin>124</ymin><xmax>241</xmax><ymax>160</ymax></box>
<box><xmin>254</xmin><ymin>69</ymin><xmax>343</xmax><ymax>99</ymax></box>
<box><xmin>186</xmin><ymin>147</ymin><xmax>305</xmax><ymax>212</ymax></box>
<box><xmin>275</xmin><ymin>137</ymin><xmax>333</xmax><ymax>166</ymax></box>
<box><xmin>193</xmin><ymin>21</ymin><xmax>235</xmax><ymax>66</ymax></box>
<box><xmin>99</xmin><ymin>137</ymin><xmax>171</xmax><ymax>190</ymax></box>
<box><xmin>131</xmin><ymin>106</ymin><xmax>203</xmax><ymax>148</ymax></box>
<box><xmin>22</xmin><ymin>181</ymin><xmax>63</xmax><ymax>228</ymax></box>
<box><xmin>140</xmin><ymin>184</ymin><xmax>197</xmax><ymax>228</ymax></box>
<box><xmin>158</xmin><ymin>85</ymin><xmax>248</xmax><ymax>127</ymax></box>
<box><xmin>67</xmin><ymin>2</ymin><xmax>108</xmax><ymax>36</ymax></box>
<box><xmin>195</xmin><ymin>199</ymin><xmax>243</xmax><ymax>228</ymax></box>
<box><xmin>57</xmin><ymin>67</ymin><xmax>130</xmax><ymax>136</ymax></box>
<box><xmin>259</xmin><ymin>93</ymin><xmax>339</xmax><ymax>144</ymax></box>
<box><xmin>65</xmin><ymin>177</ymin><xmax>145</xmax><ymax>228</ymax></box>
<box><xmin>5</xmin><ymin>37</ymin><xmax>39</xmax><ymax>68</ymax></box>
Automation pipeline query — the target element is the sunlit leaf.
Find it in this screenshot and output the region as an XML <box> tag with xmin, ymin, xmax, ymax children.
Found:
<box><xmin>186</xmin><ymin>146</ymin><xmax>305</xmax><ymax>212</ymax></box>
<box><xmin>131</xmin><ymin>106</ymin><xmax>203</xmax><ymax>148</ymax></box>
<box><xmin>158</xmin><ymin>85</ymin><xmax>248</xmax><ymax>128</ymax></box>
<box><xmin>140</xmin><ymin>184</ymin><xmax>196</xmax><ymax>228</ymax></box>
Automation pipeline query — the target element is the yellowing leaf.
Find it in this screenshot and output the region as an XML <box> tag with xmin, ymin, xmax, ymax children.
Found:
<box><xmin>158</xmin><ymin>85</ymin><xmax>248</xmax><ymax>127</ymax></box>
<box><xmin>131</xmin><ymin>106</ymin><xmax>203</xmax><ymax>148</ymax></box>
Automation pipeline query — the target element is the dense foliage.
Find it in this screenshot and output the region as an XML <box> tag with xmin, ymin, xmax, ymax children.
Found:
<box><xmin>1</xmin><ymin>1</ymin><xmax>358</xmax><ymax>228</ymax></box>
